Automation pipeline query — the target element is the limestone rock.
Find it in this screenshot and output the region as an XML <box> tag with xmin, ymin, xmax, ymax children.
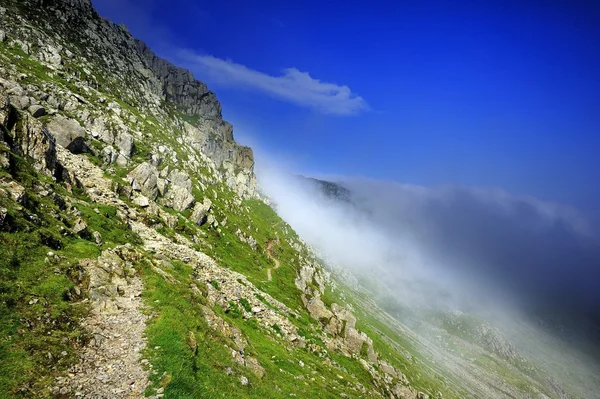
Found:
<box><xmin>46</xmin><ymin>115</ymin><xmax>86</xmax><ymax>150</ymax></box>
<box><xmin>167</xmin><ymin>169</ymin><xmax>192</xmax><ymax>191</ymax></box>
<box><xmin>379</xmin><ymin>361</ymin><xmax>398</xmax><ymax>378</ymax></box>
<box><xmin>191</xmin><ymin>197</ymin><xmax>212</xmax><ymax>226</ymax></box>
<box><xmin>28</xmin><ymin>104</ymin><xmax>46</xmax><ymax>118</ymax></box>
<box><xmin>306</xmin><ymin>296</ymin><xmax>333</xmax><ymax>322</ymax></box>
<box><xmin>164</xmin><ymin>186</ymin><xmax>194</xmax><ymax>212</ymax></box>
<box><xmin>331</xmin><ymin>303</ymin><xmax>357</xmax><ymax>331</ymax></box>
<box><xmin>0</xmin><ymin>207</ymin><xmax>7</xmax><ymax>227</ymax></box>
<box><xmin>0</xmin><ymin>180</ymin><xmax>25</xmax><ymax>202</ymax></box>
<box><xmin>93</xmin><ymin>231</ymin><xmax>103</xmax><ymax>245</ymax></box>
<box><xmin>117</xmin><ymin>132</ymin><xmax>134</xmax><ymax>158</ymax></box>
<box><xmin>12</xmin><ymin>113</ymin><xmax>57</xmax><ymax>175</ymax></box>
<box><xmin>245</xmin><ymin>356</ymin><xmax>265</xmax><ymax>379</ymax></box>
<box><xmin>102</xmin><ymin>146</ymin><xmax>118</xmax><ymax>164</ymax></box>
<box><xmin>128</xmin><ymin>162</ymin><xmax>159</xmax><ymax>200</ymax></box>
<box><xmin>132</xmin><ymin>194</ymin><xmax>150</xmax><ymax>208</ymax></box>
<box><xmin>163</xmin><ymin>169</ymin><xmax>194</xmax><ymax>211</ymax></box>
<box><xmin>136</xmin><ymin>40</ymin><xmax>221</xmax><ymax>119</ymax></box>
<box><xmin>72</xmin><ymin>217</ymin><xmax>89</xmax><ymax>236</ymax></box>
<box><xmin>394</xmin><ymin>384</ymin><xmax>418</xmax><ymax>399</ymax></box>
<box><xmin>10</xmin><ymin>95</ymin><xmax>30</xmax><ymax>110</ymax></box>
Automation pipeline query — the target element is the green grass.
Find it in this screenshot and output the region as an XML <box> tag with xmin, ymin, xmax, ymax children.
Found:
<box><xmin>135</xmin><ymin>174</ymin><xmax>432</xmax><ymax>398</ymax></box>
<box><xmin>0</xmin><ymin>41</ymin><xmax>53</xmax><ymax>84</ymax></box>
<box><xmin>0</xmin><ymin>136</ymin><xmax>149</xmax><ymax>397</ymax></box>
<box><xmin>72</xmin><ymin>202</ymin><xmax>141</xmax><ymax>247</ymax></box>
<box><xmin>141</xmin><ymin>258</ymin><xmax>357</xmax><ymax>398</ymax></box>
<box><xmin>239</xmin><ymin>298</ymin><xmax>252</xmax><ymax>313</ymax></box>
<box><xmin>0</xmin><ymin>159</ymin><xmax>94</xmax><ymax>397</ymax></box>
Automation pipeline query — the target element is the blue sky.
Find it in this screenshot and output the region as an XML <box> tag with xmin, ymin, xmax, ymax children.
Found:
<box><xmin>93</xmin><ymin>0</ymin><xmax>600</xmax><ymax>212</ymax></box>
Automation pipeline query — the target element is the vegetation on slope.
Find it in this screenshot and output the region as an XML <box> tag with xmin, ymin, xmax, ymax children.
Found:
<box><xmin>0</xmin><ymin>149</ymin><xmax>138</xmax><ymax>397</ymax></box>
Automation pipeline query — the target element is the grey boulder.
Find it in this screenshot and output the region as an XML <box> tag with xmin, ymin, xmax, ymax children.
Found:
<box><xmin>46</xmin><ymin>115</ymin><xmax>86</xmax><ymax>150</ymax></box>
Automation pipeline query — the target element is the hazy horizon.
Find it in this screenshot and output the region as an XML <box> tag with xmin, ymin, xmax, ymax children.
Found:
<box><xmin>255</xmin><ymin>157</ymin><xmax>600</xmax><ymax>397</ymax></box>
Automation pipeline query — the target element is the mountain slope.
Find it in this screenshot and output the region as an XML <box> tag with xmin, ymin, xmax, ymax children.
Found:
<box><xmin>2</xmin><ymin>1</ymin><xmax>596</xmax><ymax>398</ymax></box>
<box><xmin>0</xmin><ymin>1</ymin><xmax>445</xmax><ymax>398</ymax></box>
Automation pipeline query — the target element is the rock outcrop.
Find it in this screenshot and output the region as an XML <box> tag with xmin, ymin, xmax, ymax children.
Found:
<box><xmin>135</xmin><ymin>40</ymin><xmax>221</xmax><ymax>120</ymax></box>
<box><xmin>0</xmin><ymin>0</ymin><xmax>256</xmax><ymax>197</ymax></box>
<box><xmin>0</xmin><ymin>88</ymin><xmax>57</xmax><ymax>175</ymax></box>
<box><xmin>295</xmin><ymin>261</ymin><xmax>380</xmax><ymax>364</ymax></box>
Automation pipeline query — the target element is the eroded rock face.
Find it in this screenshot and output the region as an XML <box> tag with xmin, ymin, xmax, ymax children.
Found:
<box><xmin>0</xmin><ymin>90</ymin><xmax>57</xmax><ymax>175</ymax></box>
<box><xmin>136</xmin><ymin>40</ymin><xmax>222</xmax><ymax>120</ymax></box>
<box><xmin>2</xmin><ymin>0</ymin><xmax>256</xmax><ymax>197</ymax></box>
<box><xmin>15</xmin><ymin>115</ymin><xmax>57</xmax><ymax>175</ymax></box>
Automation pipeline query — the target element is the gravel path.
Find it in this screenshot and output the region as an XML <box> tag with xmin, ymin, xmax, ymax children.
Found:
<box><xmin>55</xmin><ymin>277</ymin><xmax>149</xmax><ymax>398</ymax></box>
<box><xmin>53</xmin><ymin>148</ymin><xmax>151</xmax><ymax>398</ymax></box>
<box><xmin>265</xmin><ymin>239</ymin><xmax>280</xmax><ymax>281</ymax></box>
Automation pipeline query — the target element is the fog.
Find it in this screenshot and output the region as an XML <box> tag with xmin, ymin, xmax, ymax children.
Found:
<box><xmin>257</xmin><ymin>162</ymin><xmax>600</xmax><ymax>360</ymax></box>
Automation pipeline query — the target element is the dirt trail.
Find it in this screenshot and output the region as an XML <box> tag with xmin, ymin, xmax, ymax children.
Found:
<box><xmin>53</xmin><ymin>147</ymin><xmax>150</xmax><ymax>398</ymax></box>
<box><xmin>265</xmin><ymin>239</ymin><xmax>280</xmax><ymax>281</ymax></box>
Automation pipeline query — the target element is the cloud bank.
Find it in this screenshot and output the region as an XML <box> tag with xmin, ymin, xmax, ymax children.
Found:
<box><xmin>258</xmin><ymin>165</ymin><xmax>600</xmax><ymax>339</ymax></box>
<box><xmin>343</xmin><ymin>180</ymin><xmax>600</xmax><ymax>315</ymax></box>
<box><xmin>178</xmin><ymin>51</ymin><xmax>368</xmax><ymax>115</ymax></box>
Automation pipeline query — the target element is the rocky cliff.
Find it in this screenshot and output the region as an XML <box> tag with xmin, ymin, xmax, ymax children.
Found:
<box><xmin>0</xmin><ymin>0</ymin><xmax>255</xmax><ymax>198</ymax></box>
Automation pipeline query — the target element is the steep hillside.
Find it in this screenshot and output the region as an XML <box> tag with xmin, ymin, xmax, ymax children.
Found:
<box><xmin>0</xmin><ymin>1</ymin><xmax>448</xmax><ymax>398</ymax></box>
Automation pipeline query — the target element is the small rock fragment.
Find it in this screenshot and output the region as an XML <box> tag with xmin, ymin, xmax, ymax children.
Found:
<box><xmin>28</xmin><ymin>104</ymin><xmax>46</xmax><ymax>118</ymax></box>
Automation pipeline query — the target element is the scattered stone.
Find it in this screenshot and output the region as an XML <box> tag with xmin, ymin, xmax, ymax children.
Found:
<box><xmin>239</xmin><ymin>376</ymin><xmax>249</xmax><ymax>386</ymax></box>
<box><xmin>56</xmin><ymin>246</ymin><xmax>150</xmax><ymax>397</ymax></box>
<box><xmin>0</xmin><ymin>207</ymin><xmax>7</xmax><ymax>227</ymax></box>
<box><xmin>28</xmin><ymin>104</ymin><xmax>46</xmax><ymax>118</ymax></box>
<box><xmin>72</xmin><ymin>217</ymin><xmax>88</xmax><ymax>236</ymax></box>
<box><xmin>133</xmin><ymin>194</ymin><xmax>150</xmax><ymax>208</ymax></box>
<box><xmin>93</xmin><ymin>231</ymin><xmax>103</xmax><ymax>245</ymax></box>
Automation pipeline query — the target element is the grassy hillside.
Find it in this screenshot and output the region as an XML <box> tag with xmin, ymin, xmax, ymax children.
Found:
<box><xmin>0</xmin><ymin>1</ymin><xmax>589</xmax><ymax>398</ymax></box>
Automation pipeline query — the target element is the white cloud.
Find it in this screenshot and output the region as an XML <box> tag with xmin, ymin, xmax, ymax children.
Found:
<box><xmin>178</xmin><ymin>51</ymin><xmax>369</xmax><ymax>116</ymax></box>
